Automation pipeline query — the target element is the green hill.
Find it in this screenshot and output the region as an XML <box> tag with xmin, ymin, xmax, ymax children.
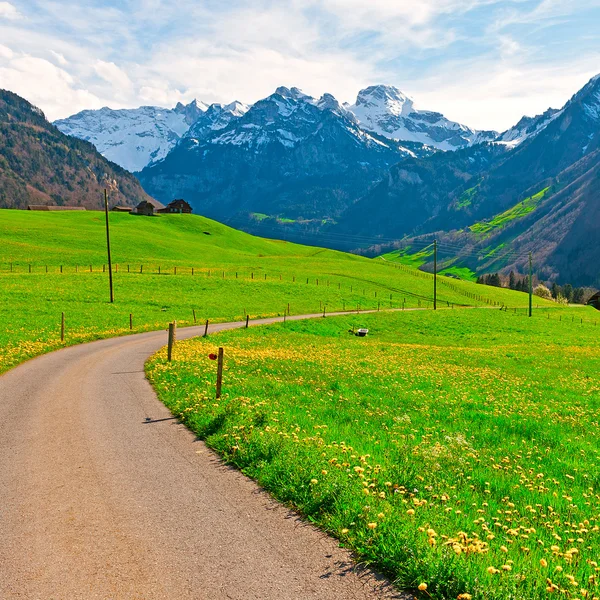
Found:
<box><xmin>0</xmin><ymin>210</ymin><xmax>558</xmax><ymax>374</ymax></box>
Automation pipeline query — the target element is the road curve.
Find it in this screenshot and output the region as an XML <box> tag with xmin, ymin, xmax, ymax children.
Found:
<box><xmin>0</xmin><ymin>312</ymin><xmax>404</xmax><ymax>599</ymax></box>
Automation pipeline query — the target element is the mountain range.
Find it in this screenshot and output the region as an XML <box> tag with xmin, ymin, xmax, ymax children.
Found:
<box><xmin>0</xmin><ymin>89</ymin><xmax>152</xmax><ymax>210</ymax></box>
<box><xmin>2</xmin><ymin>77</ymin><xmax>599</xmax><ymax>287</ymax></box>
<box><xmin>54</xmin><ymin>99</ymin><xmax>207</xmax><ymax>172</ymax></box>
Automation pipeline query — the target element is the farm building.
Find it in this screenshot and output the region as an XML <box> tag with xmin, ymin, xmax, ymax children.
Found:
<box><xmin>133</xmin><ymin>198</ymin><xmax>166</xmax><ymax>216</ymax></box>
<box><xmin>158</xmin><ymin>199</ymin><xmax>193</xmax><ymax>214</ymax></box>
<box><xmin>112</xmin><ymin>206</ymin><xmax>133</xmax><ymax>212</ymax></box>
<box><xmin>27</xmin><ymin>205</ymin><xmax>86</xmax><ymax>211</ymax></box>
<box><xmin>587</xmin><ymin>291</ymin><xmax>600</xmax><ymax>310</ymax></box>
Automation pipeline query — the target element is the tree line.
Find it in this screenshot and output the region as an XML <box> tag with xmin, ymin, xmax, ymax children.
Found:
<box><xmin>476</xmin><ymin>271</ymin><xmax>592</xmax><ymax>304</ymax></box>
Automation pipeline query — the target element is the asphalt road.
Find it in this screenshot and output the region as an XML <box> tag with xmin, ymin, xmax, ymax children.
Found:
<box><xmin>0</xmin><ymin>313</ymin><xmax>404</xmax><ymax>599</ymax></box>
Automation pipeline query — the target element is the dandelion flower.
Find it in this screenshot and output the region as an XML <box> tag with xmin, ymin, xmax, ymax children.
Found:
<box><xmin>367</xmin><ymin>522</ymin><xmax>377</xmax><ymax>530</ymax></box>
<box><xmin>540</xmin><ymin>559</ymin><xmax>548</xmax><ymax>567</ymax></box>
<box><xmin>310</xmin><ymin>479</ymin><xmax>318</xmax><ymax>485</ymax></box>
<box><xmin>418</xmin><ymin>583</ymin><xmax>427</xmax><ymax>591</ymax></box>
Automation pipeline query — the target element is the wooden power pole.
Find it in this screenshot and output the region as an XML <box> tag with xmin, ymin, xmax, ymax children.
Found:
<box><xmin>104</xmin><ymin>189</ymin><xmax>114</xmax><ymax>303</ymax></box>
<box><xmin>433</xmin><ymin>239</ymin><xmax>437</xmax><ymax>311</ymax></box>
<box><xmin>528</xmin><ymin>252</ymin><xmax>533</xmax><ymax>318</ymax></box>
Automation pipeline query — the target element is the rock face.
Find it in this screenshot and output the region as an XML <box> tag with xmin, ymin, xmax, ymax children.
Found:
<box><xmin>54</xmin><ymin>100</ymin><xmax>207</xmax><ymax>172</ymax></box>
<box><xmin>0</xmin><ymin>89</ymin><xmax>154</xmax><ymax>210</ymax></box>
<box><xmin>347</xmin><ymin>85</ymin><xmax>498</xmax><ymax>150</ymax></box>
<box><xmin>138</xmin><ymin>87</ymin><xmax>426</xmax><ymax>227</ymax></box>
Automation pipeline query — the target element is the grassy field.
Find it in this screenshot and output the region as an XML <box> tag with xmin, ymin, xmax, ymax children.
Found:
<box><xmin>0</xmin><ymin>209</ymin><xmax>552</xmax><ymax>374</ymax></box>
<box><xmin>146</xmin><ymin>308</ymin><xmax>600</xmax><ymax>600</ymax></box>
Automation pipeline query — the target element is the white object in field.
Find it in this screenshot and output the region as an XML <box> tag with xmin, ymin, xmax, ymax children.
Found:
<box><xmin>356</xmin><ymin>328</ymin><xmax>369</xmax><ymax>337</ymax></box>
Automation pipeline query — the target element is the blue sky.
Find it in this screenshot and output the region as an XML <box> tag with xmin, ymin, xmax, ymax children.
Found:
<box><xmin>0</xmin><ymin>0</ymin><xmax>599</xmax><ymax>130</ymax></box>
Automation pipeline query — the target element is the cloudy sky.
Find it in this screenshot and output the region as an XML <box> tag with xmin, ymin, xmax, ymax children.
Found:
<box><xmin>1</xmin><ymin>0</ymin><xmax>599</xmax><ymax>130</ymax></box>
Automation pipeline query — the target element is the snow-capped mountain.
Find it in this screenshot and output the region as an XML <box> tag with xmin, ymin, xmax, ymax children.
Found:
<box><xmin>138</xmin><ymin>86</ymin><xmax>422</xmax><ymax>226</ymax></box>
<box><xmin>184</xmin><ymin>101</ymin><xmax>249</xmax><ymax>141</ymax></box>
<box><xmin>347</xmin><ymin>85</ymin><xmax>497</xmax><ymax>150</ymax></box>
<box><xmin>201</xmin><ymin>86</ymin><xmax>404</xmax><ymax>151</ymax></box>
<box><xmin>54</xmin><ymin>100</ymin><xmax>207</xmax><ymax>172</ymax></box>
<box><xmin>495</xmin><ymin>108</ymin><xmax>561</xmax><ymax>147</ymax></box>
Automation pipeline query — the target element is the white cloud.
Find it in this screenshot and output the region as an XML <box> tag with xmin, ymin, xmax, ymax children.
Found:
<box><xmin>0</xmin><ymin>43</ymin><xmax>13</xmax><ymax>59</ymax></box>
<box><xmin>0</xmin><ymin>52</ymin><xmax>103</xmax><ymax>118</ymax></box>
<box><xmin>94</xmin><ymin>59</ymin><xmax>134</xmax><ymax>96</ymax></box>
<box><xmin>50</xmin><ymin>50</ymin><xmax>67</xmax><ymax>66</ymax></box>
<box><xmin>411</xmin><ymin>58</ymin><xmax>600</xmax><ymax>131</ymax></box>
<box><xmin>0</xmin><ymin>2</ymin><xmax>20</xmax><ymax>20</ymax></box>
<box><xmin>0</xmin><ymin>0</ymin><xmax>598</xmax><ymax>132</ymax></box>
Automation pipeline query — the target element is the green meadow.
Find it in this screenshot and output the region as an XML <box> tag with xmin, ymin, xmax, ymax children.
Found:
<box><xmin>147</xmin><ymin>308</ymin><xmax>600</xmax><ymax>600</ymax></box>
<box><xmin>0</xmin><ymin>209</ymin><xmax>551</xmax><ymax>374</ymax></box>
<box><xmin>1</xmin><ymin>209</ymin><xmax>597</xmax><ymax>599</ymax></box>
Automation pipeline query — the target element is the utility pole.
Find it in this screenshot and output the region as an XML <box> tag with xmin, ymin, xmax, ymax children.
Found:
<box><xmin>433</xmin><ymin>239</ymin><xmax>437</xmax><ymax>311</ymax></box>
<box><xmin>104</xmin><ymin>189</ymin><xmax>114</xmax><ymax>303</ymax></box>
<box><xmin>528</xmin><ymin>252</ymin><xmax>533</xmax><ymax>318</ymax></box>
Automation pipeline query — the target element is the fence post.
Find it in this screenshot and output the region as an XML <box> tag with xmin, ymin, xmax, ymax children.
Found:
<box><xmin>246</xmin><ymin>315</ymin><xmax>249</xmax><ymax>328</ymax></box>
<box><xmin>167</xmin><ymin>322</ymin><xmax>176</xmax><ymax>361</ymax></box>
<box><xmin>204</xmin><ymin>319</ymin><xmax>209</xmax><ymax>337</ymax></box>
<box><xmin>61</xmin><ymin>312</ymin><xmax>65</xmax><ymax>342</ymax></box>
<box><xmin>193</xmin><ymin>309</ymin><xmax>197</xmax><ymax>323</ymax></box>
<box><xmin>216</xmin><ymin>347</ymin><xmax>224</xmax><ymax>399</ymax></box>
<box><xmin>130</xmin><ymin>313</ymin><xmax>133</xmax><ymax>330</ymax></box>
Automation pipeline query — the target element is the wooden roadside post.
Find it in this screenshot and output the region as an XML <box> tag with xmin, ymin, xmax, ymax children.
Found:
<box><xmin>61</xmin><ymin>312</ymin><xmax>65</xmax><ymax>342</ymax></box>
<box><xmin>216</xmin><ymin>347</ymin><xmax>224</xmax><ymax>399</ymax></box>
<box><xmin>246</xmin><ymin>315</ymin><xmax>249</xmax><ymax>328</ymax></box>
<box><xmin>193</xmin><ymin>309</ymin><xmax>197</xmax><ymax>323</ymax></box>
<box><xmin>204</xmin><ymin>319</ymin><xmax>209</xmax><ymax>337</ymax></box>
<box><xmin>167</xmin><ymin>322</ymin><xmax>176</xmax><ymax>361</ymax></box>
<box><xmin>129</xmin><ymin>313</ymin><xmax>133</xmax><ymax>330</ymax></box>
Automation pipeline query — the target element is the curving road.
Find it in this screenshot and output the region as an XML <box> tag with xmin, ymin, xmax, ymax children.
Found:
<box><xmin>0</xmin><ymin>313</ymin><xmax>404</xmax><ymax>599</ymax></box>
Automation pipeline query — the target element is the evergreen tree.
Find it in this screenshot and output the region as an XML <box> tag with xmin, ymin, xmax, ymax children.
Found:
<box><xmin>563</xmin><ymin>284</ymin><xmax>573</xmax><ymax>303</ymax></box>
<box><xmin>509</xmin><ymin>271</ymin><xmax>516</xmax><ymax>290</ymax></box>
<box><xmin>572</xmin><ymin>288</ymin><xmax>585</xmax><ymax>304</ymax></box>
<box><xmin>551</xmin><ymin>282</ymin><xmax>561</xmax><ymax>299</ymax></box>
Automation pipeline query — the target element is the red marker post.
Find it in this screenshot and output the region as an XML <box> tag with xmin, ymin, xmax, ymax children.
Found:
<box><xmin>209</xmin><ymin>348</ymin><xmax>224</xmax><ymax>398</ymax></box>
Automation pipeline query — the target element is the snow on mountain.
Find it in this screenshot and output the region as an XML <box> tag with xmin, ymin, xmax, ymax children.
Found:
<box><xmin>348</xmin><ymin>85</ymin><xmax>497</xmax><ymax>150</ymax></box>
<box><xmin>184</xmin><ymin>101</ymin><xmax>249</xmax><ymax>141</ymax></box>
<box><xmin>195</xmin><ymin>87</ymin><xmax>417</xmax><ymax>155</ymax></box>
<box><xmin>54</xmin><ymin>100</ymin><xmax>207</xmax><ymax>172</ymax></box>
<box><xmin>495</xmin><ymin>108</ymin><xmax>561</xmax><ymax>147</ymax></box>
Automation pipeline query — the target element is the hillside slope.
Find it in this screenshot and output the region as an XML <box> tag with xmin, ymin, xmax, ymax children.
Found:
<box><xmin>340</xmin><ymin>75</ymin><xmax>600</xmax><ymax>286</ymax></box>
<box><xmin>0</xmin><ymin>210</ymin><xmax>555</xmax><ymax>375</ymax></box>
<box><xmin>0</xmin><ymin>90</ymin><xmax>153</xmax><ymax>210</ymax></box>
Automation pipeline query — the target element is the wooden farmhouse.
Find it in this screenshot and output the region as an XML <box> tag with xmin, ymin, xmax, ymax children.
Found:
<box><xmin>133</xmin><ymin>199</ymin><xmax>166</xmax><ymax>216</ymax></box>
<box><xmin>158</xmin><ymin>199</ymin><xmax>193</xmax><ymax>214</ymax></box>
<box><xmin>587</xmin><ymin>291</ymin><xmax>600</xmax><ymax>310</ymax></box>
